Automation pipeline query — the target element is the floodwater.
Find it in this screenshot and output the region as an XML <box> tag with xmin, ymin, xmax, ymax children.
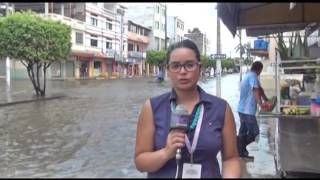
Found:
<box><xmin>0</xmin><ymin>74</ymin><xmax>278</xmax><ymax>178</ymax></box>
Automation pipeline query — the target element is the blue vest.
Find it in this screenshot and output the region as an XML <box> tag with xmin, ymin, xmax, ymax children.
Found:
<box><xmin>148</xmin><ymin>86</ymin><xmax>226</xmax><ymax>178</ymax></box>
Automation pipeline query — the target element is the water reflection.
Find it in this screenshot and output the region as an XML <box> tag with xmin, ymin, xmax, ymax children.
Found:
<box><xmin>0</xmin><ymin>75</ymin><xmax>277</xmax><ymax>178</ymax></box>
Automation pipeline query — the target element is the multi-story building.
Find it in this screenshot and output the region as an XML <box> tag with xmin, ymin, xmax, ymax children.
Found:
<box><xmin>167</xmin><ymin>16</ymin><xmax>185</xmax><ymax>45</ymax></box>
<box><xmin>127</xmin><ymin>20</ymin><xmax>151</xmax><ymax>77</ymax></box>
<box><xmin>184</xmin><ymin>27</ymin><xmax>209</xmax><ymax>55</ymax></box>
<box><xmin>11</xmin><ymin>3</ymin><xmax>128</xmax><ymax>79</ymax></box>
<box><xmin>125</xmin><ymin>3</ymin><xmax>167</xmax><ymax>51</ymax></box>
<box><xmin>125</xmin><ymin>3</ymin><xmax>169</xmax><ymax>76</ymax></box>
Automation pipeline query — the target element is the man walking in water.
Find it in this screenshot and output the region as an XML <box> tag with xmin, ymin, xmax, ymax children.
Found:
<box><xmin>237</xmin><ymin>61</ymin><xmax>269</xmax><ymax>160</ymax></box>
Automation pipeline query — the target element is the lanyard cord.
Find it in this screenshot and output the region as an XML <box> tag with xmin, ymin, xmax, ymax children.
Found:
<box><xmin>171</xmin><ymin>101</ymin><xmax>204</xmax><ymax>178</ymax></box>
<box><xmin>185</xmin><ymin>104</ymin><xmax>204</xmax><ymax>163</ymax></box>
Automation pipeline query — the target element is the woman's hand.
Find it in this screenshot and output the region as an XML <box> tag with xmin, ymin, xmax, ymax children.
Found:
<box><xmin>164</xmin><ymin>129</ymin><xmax>186</xmax><ymax>159</ymax></box>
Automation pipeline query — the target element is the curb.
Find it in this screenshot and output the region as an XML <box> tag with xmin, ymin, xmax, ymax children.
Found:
<box><xmin>0</xmin><ymin>95</ymin><xmax>66</xmax><ymax>107</ymax></box>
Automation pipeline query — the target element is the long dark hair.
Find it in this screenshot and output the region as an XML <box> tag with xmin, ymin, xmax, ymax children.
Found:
<box><xmin>166</xmin><ymin>39</ymin><xmax>200</xmax><ymax>65</ymax></box>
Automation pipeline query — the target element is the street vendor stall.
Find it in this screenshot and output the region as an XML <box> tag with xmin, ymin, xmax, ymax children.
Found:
<box><xmin>271</xmin><ymin>54</ymin><xmax>320</xmax><ymax>177</ymax></box>
<box><xmin>217</xmin><ymin>2</ymin><xmax>320</xmax><ymax>177</ymax></box>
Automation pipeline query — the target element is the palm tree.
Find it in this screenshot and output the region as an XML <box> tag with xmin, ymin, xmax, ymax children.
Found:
<box><xmin>235</xmin><ymin>41</ymin><xmax>252</xmax><ymax>71</ymax></box>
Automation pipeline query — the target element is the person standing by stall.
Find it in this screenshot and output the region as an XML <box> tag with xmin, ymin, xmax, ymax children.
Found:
<box><xmin>237</xmin><ymin>61</ymin><xmax>269</xmax><ymax>160</ymax></box>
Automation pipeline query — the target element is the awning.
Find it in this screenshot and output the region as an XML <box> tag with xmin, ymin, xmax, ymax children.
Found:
<box><xmin>217</xmin><ymin>3</ymin><xmax>320</xmax><ymax>37</ymax></box>
<box><xmin>71</xmin><ymin>50</ymin><xmax>108</xmax><ymax>60</ymax></box>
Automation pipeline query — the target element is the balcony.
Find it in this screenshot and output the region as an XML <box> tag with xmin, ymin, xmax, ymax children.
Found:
<box><xmin>115</xmin><ymin>53</ymin><xmax>125</xmax><ymax>62</ymax></box>
<box><xmin>128</xmin><ymin>32</ymin><xmax>149</xmax><ymax>44</ymax></box>
<box><xmin>105</xmin><ymin>49</ymin><xmax>116</xmax><ymax>58</ymax></box>
<box><xmin>128</xmin><ymin>51</ymin><xmax>144</xmax><ymax>59</ymax></box>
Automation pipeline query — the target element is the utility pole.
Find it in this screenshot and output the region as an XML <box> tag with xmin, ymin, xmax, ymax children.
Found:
<box><xmin>216</xmin><ymin>8</ymin><xmax>222</xmax><ymax>97</ymax></box>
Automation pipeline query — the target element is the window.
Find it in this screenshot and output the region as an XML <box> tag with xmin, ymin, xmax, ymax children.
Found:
<box><xmin>128</xmin><ymin>43</ymin><xmax>134</xmax><ymax>51</ymax></box>
<box><xmin>71</xmin><ymin>3</ymin><xmax>85</xmax><ymax>21</ymax></box>
<box><xmin>106</xmin><ymin>38</ymin><xmax>112</xmax><ymax>49</ymax></box>
<box><xmin>106</xmin><ymin>22</ymin><xmax>112</xmax><ymax>30</ymax></box>
<box><xmin>52</xmin><ymin>3</ymin><xmax>62</xmax><ymax>15</ymax></box>
<box><xmin>90</xmin><ymin>14</ymin><xmax>98</xmax><ymax>26</ymax></box>
<box><xmin>161</xmin><ymin>8</ymin><xmax>165</xmax><ymax>16</ymax></box>
<box><xmin>155</xmin><ymin>37</ymin><xmax>160</xmax><ymax>50</ymax></box>
<box><xmin>94</xmin><ymin>61</ymin><xmax>100</xmax><ymax>69</ymax></box>
<box><xmin>144</xmin><ymin>30</ymin><xmax>149</xmax><ymax>36</ymax></box>
<box><xmin>155</xmin><ymin>21</ymin><xmax>159</xmax><ymax>30</ymax></box>
<box><xmin>161</xmin><ymin>23</ymin><xmax>165</xmax><ymax>31</ymax></box>
<box><xmin>140</xmin><ymin>28</ymin><xmax>144</xmax><ymax>36</ymax></box>
<box><xmin>106</xmin><ymin>42</ymin><xmax>112</xmax><ymax>49</ymax></box>
<box><xmin>106</xmin><ymin>18</ymin><xmax>112</xmax><ymax>30</ymax></box>
<box><xmin>131</xmin><ymin>25</ymin><xmax>136</xmax><ymax>33</ymax></box>
<box><xmin>136</xmin><ymin>44</ymin><xmax>139</xmax><ymax>52</ymax></box>
<box><xmin>64</xmin><ymin>3</ymin><xmax>70</xmax><ymax>17</ymax></box>
<box><xmin>181</xmin><ymin>24</ymin><xmax>184</xmax><ymax>30</ymax></box>
<box><xmin>90</xmin><ymin>35</ymin><xmax>98</xmax><ymax>47</ymax></box>
<box><xmin>156</xmin><ymin>5</ymin><xmax>159</xmax><ymax>14</ymax></box>
<box><xmin>75</xmin><ymin>32</ymin><xmax>83</xmax><ymax>44</ymax></box>
<box><xmin>14</xmin><ymin>3</ymin><xmax>45</xmax><ymax>13</ymax></box>
<box><xmin>161</xmin><ymin>39</ymin><xmax>165</xmax><ymax>49</ymax></box>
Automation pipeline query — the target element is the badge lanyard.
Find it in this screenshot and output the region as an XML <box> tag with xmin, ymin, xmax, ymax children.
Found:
<box><xmin>185</xmin><ymin>104</ymin><xmax>204</xmax><ymax>164</ymax></box>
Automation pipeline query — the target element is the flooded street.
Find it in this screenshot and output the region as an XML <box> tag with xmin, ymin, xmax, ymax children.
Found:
<box><xmin>0</xmin><ymin>74</ymin><xmax>277</xmax><ymax>178</ymax></box>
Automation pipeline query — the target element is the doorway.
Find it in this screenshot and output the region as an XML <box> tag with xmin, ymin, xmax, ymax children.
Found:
<box><xmin>80</xmin><ymin>61</ymin><xmax>89</xmax><ymax>78</ymax></box>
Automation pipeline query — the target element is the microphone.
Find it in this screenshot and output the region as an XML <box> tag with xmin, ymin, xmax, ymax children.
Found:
<box><xmin>170</xmin><ymin>104</ymin><xmax>190</xmax><ymax>161</ymax></box>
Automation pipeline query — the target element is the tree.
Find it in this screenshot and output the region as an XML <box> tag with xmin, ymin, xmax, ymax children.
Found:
<box><xmin>0</xmin><ymin>11</ymin><xmax>71</xmax><ymax>96</ymax></box>
<box><xmin>200</xmin><ymin>55</ymin><xmax>215</xmax><ymax>72</ymax></box>
<box><xmin>221</xmin><ymin>58</ymin><xmax>235</xmax><ymax>70</ymax></box>
<box><xmin>235</xmin><ymin>42</ymin><xmax>252</xmax><ymax>68</ymax></box>
<box><xmin>146</xmin><ymin>49</ymin><xmax>166</xmax><ymax>68</ymax></box>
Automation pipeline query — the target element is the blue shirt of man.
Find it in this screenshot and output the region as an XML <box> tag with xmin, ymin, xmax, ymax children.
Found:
<box><xmin>237</xmin><ymin>71</ymin><xmax>260</xmax><ymax>115</ymax></box>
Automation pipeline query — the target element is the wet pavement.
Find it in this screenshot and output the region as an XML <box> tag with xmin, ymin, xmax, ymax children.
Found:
<box><xmin>0</xmin><ymin>74</ymin><xmax>278</xmax><ymax>178</ymax></box>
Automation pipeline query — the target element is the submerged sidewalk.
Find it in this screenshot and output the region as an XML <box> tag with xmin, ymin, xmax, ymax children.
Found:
<box><xmin>0</xmin><ymin>79</ymin><xmax>65</xmax><ymax>107</ymax></box>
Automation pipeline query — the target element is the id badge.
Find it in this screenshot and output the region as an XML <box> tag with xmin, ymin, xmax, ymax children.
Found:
<box><xmin>182</xmin><ymin>163</ymin><xmax>201</xmax><ymax>178</ymax></box>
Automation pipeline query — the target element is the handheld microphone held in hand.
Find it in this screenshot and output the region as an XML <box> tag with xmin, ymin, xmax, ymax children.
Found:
<box><xmin>170</xmin><ymin>104</ymin><xmax>190</xmax><ymax>161</ymax></box>
<box><xmin>170</xmin><ymin>104</ymin><xmax>189</xmax><ymax>131</ymax></box>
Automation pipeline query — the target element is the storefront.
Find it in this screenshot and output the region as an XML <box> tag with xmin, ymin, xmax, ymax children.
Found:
<box><xmin>71</xmin><ymin>51</ymin><xmax>108</xmax><ymax>79</ymax></box>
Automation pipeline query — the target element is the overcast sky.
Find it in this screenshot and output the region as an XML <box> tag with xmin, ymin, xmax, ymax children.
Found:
<box><xmin>166</xmin><ymin>3</ymin><xmax>250</xmax><ymax>58</ymax></box>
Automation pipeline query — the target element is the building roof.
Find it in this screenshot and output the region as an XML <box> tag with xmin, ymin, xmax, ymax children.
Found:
<box><xmin>128</xmin><ymin>19</ymin><xmax>152</xmax><ymax>31</ymax></box>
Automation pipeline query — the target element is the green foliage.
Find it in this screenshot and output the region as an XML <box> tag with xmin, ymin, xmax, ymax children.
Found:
<box><xmin>200</xmin><ymin>55</ymin><xmax>215</xmax><ymax>69</ymax></box>
<box><xmin>0</xmin><ymin>10</ymin><xmax>71</xmax><ymax>62</ymax></box>
<box><xmin>235</xmin><ymin>42</ymin><xmax>251</xmax><ymax>65</ymax></box>
<box><xmin>0</xmin><ymin>11</ymin><xmax>72</xmax><ymax>96</ymax></box>
<box><xmin>243</xmin><ymin>58</ymin><xmax>252</xmax><ymax>65</ymax></box>
<box><xmin>221</xmin><ymin>58</ymin><xmax>235</xmax><ymax>69</ymax></box>
<box><xmin>146</xmin><ymin>49</ymin><xmax>166</xmax><ymax>67</ymax></box>
<box><xmin>273</xmin><ymin>33</ymin><xmax>289</xmax><ymax>60</ymax></box>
